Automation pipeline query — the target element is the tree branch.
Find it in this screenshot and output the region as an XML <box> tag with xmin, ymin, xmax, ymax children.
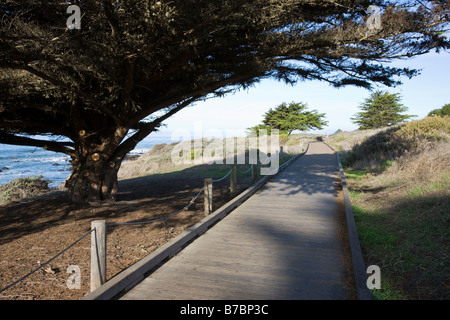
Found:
<box><xmin>0</xmin><ymin>133</ymin><xmax>75</xmax><ymax>156</ymax></box>
<box><xmin>114</xmin><ymin>95</ymin><xmax>201</xmax><ymax>159</ymax></box>
<box><xmin>117</xmin><ymin>71</ymin><xmax>261</xmax><ymax>157</ymax></box>
<box><xmin>0</xmin><ymin>118</ymin><xmax>70</xmax><ymax>137</ymax></box>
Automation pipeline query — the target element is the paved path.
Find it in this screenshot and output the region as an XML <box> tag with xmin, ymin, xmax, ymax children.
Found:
<box><xmin>120</xmin><ymin>142</ymin><xmax>350</xmax><ymax>300</ymax></box>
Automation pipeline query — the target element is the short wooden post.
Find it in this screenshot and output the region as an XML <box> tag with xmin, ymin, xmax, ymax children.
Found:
<box><xmin>204</xmin><ymin>178</ymin><xmax>213</xmax><ymax>216</ymax></box>
<box><xmin>252</xmin><ymin>164</ymin><xmax>258</xmax><ymax>181</ymax></box>
<box><xmin>230</xmin><ymin>165</ymin><xmax>237</xmax><ymax>197</ymax></box>
<box><xmin>91</xmin><ymin>220</ymin><xmax>107</xmax><ymax>292</ymax></box>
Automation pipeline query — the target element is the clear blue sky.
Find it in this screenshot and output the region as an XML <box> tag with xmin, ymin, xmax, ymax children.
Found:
<box><xmin>152</xmin><ymin>50</ymin><xmax>450</xmax><ymax>140</ymax></box>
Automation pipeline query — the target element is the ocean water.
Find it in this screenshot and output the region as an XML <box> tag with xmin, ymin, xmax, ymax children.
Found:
<box><xmin>0</xmin><ymin>135</ymin><xmax>174</xmax><ymax>188</ymax></box>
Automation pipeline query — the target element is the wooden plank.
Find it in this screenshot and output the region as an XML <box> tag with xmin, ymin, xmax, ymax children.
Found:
<box><xmin>122</xmin><ymin>277</ymin><xmax>285</xmax><ymax>300</ymax></box>
<box><xmin>197</xmin><ymin>234</ymin><xmax>340</xmax><ymax>250</ymax></box>
<box><xmin>154</xmin><ymin>255</ymin><xmax>346</xmax><ymax>282</ymax></box>
<box><xmin>144</xmin><ymin>269</ymin><xmax>343</xmax><ymax>296</ymax></box>
<box><xmin>122</xmin><ymin>266</ymin><xmax>347</xmax><ymax>300</ymax></box>
<box><xmin>167</xmin><ymin>246</ymin><xmax>345</xmax><ymax>274</ymax></box>
<box><xmin>123</xmin><ymin>263</ymin><xmax>347</xmax><ymax>300</ymax></box>
<box><xmin>207</xmin><ymin>217</ymin><xmax>338</xmax><ymax>230</ymax></box>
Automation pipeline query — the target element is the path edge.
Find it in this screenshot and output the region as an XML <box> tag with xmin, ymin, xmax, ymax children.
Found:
<box><xmin>82</xmin><ymin>143</ymin><xmax>310</xmax><ymax>300</ymax></box>
<box><xmin>333</xmin><ymin>149</ymin><xmax>373</xmax><ymax>300</ymax></box>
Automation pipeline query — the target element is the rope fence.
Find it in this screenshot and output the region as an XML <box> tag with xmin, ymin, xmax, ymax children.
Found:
<box><xmin>212</xmin><ymin>168</ymin><xmax>233</xmax><ymax>183</ymax></box>
<box><xmin>238</xmin><ymin>165</ymin><xmax>254</xmax><ymax>175</ymax></box>
<box><xmin>108</xmin><ymin>186</ymin><xmax>206</xmax><ymax>227</ymax></box>
<box><xmin>0</xmin><ymin>137</ymin><xmax>310</xmax><ymax>299</ymax></box>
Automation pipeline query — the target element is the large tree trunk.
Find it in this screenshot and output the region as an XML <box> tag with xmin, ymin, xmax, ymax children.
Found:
<box><xmin>63</xmin><ymin>126</ymin><xmax>130</xmax><ymax>203</ymax></box>
<box><xmin>65</xmin><ymin>151</ymin><xmax>123</xmax><ymax>202</ymax></box>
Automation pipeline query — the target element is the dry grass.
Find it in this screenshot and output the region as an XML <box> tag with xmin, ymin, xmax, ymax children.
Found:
<box><xmin>384</xmin><ymin>141</ymin><xmax>450</xmax><ymax>182</ymax></box>
<box><xmin>349</xmin><ymin>140</ymin><xmax>450</xmax><ymax>208</ymax></box>
<box><xmin>325</xmin><ymin>127</ymin><xmax>390</xmax><ymax>152</ymax></box>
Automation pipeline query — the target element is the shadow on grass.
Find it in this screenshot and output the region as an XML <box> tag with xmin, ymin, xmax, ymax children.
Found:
<box><xmin>352</xmin><ymin>192</ymin><xmax>450</xmax><ymax>300</ymax></box>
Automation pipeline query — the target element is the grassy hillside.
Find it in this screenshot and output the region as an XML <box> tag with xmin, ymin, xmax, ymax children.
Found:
<box><xmin>327</xmin><ymin>116</ymin><xmax>450</xmax><ymax>300</ymax></box>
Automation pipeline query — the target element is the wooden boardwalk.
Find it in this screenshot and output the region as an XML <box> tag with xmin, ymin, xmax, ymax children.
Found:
<box><xmin>120</xmin><ymin>142</ymin><xmax>351</xmax><ymax>300</ymax></box>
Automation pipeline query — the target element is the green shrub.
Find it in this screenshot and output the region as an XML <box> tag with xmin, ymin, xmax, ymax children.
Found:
<box><xmin>396</xmin><ymin>115</ymin><xmax>450</xmax><ymax>141</ymax></box>
<box><xmin>0</xmin><ymin>176</ymin><xmax>52</xmax><ymax>203</ymax></box>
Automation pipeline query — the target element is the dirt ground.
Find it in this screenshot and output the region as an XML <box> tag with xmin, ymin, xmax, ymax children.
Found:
<box><xmin>0</xmin><ymin>173</ymin><xmax>253</xmax><ymax>300</ymax></box>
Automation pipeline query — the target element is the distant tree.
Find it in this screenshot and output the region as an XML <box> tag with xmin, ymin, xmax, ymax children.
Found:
<box><xmin>351</xmin><ymin>91</ymin><xmax>416</xmax><ymax>130</ymax></box>
<box><xmin>428</xmin><ymin>104</ymin><xmax>450</xmax><ymax>117</ymax></box>
<box><xmin>1</xmin><ymin>1</ymin><xmax>449</xmax><ymax>202</ymax></box>
<box><xmin>249</xmin><ymin>102</ymin><xmax>327</xmax><ymax>136</ymax></box>
<box><xmin>246</xmin><ymin>124</ymin><xmax>272</xmax><ymax>137</ymax></box>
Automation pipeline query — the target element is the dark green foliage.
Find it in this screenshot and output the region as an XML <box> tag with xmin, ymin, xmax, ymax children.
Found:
<box><xmin>266</xmin><ymin>102</ymin><xmax>327</xmax><ymax>134</ymax></box>
<box><xmin>248</xmin><ymin>101</ymin><xmax>327</xmax><ymax>136</ymax></box>
<box><xmin>351</xmin><ymin>91</ymin><xmax>416</xmax><ymax>130</ymax></box>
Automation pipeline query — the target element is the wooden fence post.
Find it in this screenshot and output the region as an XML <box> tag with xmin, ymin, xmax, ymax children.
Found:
<box><xmin>204</xmin><ymin>178</ymin><xmax>213</xmax><ymax>216</ymax></box>
<box><xmin>91</xmin><ymin>220</ymin><xmax>106</xmax><ymax>292</ymax></box>
<box><xmin>230</xmin><ymin>165</ymin><xmax>237</xmax><ymax>197</ymax></box>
